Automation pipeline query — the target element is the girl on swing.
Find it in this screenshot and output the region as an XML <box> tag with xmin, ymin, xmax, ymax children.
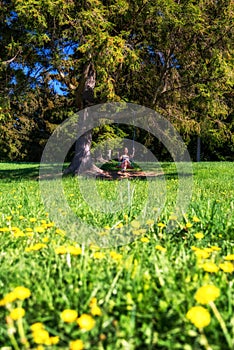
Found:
<box><xmin>119</xmin><ymin>147</ymin><xmax>135</xmax><ymax>172</ymax></box>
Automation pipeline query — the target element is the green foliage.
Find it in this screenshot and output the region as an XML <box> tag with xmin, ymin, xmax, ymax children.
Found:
<box><xmin>0</xmin><ymin>0</ymin><xmax>233</xmax><ymax>161</ymax></box>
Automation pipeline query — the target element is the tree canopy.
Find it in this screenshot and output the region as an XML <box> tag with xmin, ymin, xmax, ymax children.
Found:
<box><xmin>0</xmin><ymin>0</ymin><xmax>233</xmax><ymax>162</ymax></box>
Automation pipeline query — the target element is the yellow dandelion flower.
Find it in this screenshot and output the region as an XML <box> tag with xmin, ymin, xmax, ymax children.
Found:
<box><xmin>25</xmin><ymin>227</ymin><xmax>33</xmax><ymax>232</ymax></box>
<box><xmin>60</xmin><ymin>309</ymin><xmax>78</xmax><ymax>323</ymax></box>
<box><xmin>203</xmin><ymin>248</ymin><xmax>213</xmax><ymax>253</ymax></box>
<box><xmin>141</xmin><ymin>237</ymin><xmax>150</xmax><ymax>243</ymax></box>
<box><xmin>29</xmin><ymin>218</ymin><xmax>37</xmax><ymax>222</ymax></box>
<box><xmin>155</xmin><ymin>245</ymin><xmax>166</xmax><ymax>252</ymax></box>
<box><xmin>30</xmin><ymin>323</ymin><xmax>45</xmax><ymax>332</ymax></box>
<box><xmin>36</xmin><ymin>346</ymin><xmax>44</xmax><ymax>350</ymax></box>
<box><xmin>13</xmin><ymin>286</ymin><xmax>31</xmax><ymax>300</ymax></box>
<box><xmin>45</xmin><ymin>336</ymin><xmax>59</xmax><ymax>345</ymax></box>
<box><xmin>169</xmin><ymin>215</ymin><xmax>177</xmax><ymax>220</ymax></box>
<box><xmin>194</xmin><ymin>249</ymin><xmax>210</xmax><ymax>259</ymax></box>
<box><xmin>146</xmin><ymin>219</ymin><xmax>154</xmax><ymax>225</ymax></box>
<box><xmin>194</xmin><ymin>285</ymin><xmax>220</xmax><ymax>305</ymax></box>
<box><xmin>157</xmin><ymin>222</ymin><xmax>166</xmax><ymax>228</ymax></box>
<box><xmin>42</xmin><ymin>237</ymin><xmax>49</xmax><ymax>243</ymax></box>
<box><xmin>0</xmin><ymin>227</ymin><xmax>10</xmax><ymax>232</ymax></box>
<box><xmin>0</xmin><ymin>292</ymin><xmax>17</xmax><ymax>306</ymax></box>
<box><xmin>201</xmin><ymin>262</ymin><xmax>219</xmax><ymax>273</ymax></box>
<box><xmin>219</xmin><ymin>262</ymin><xmax>234</xmax><ymax>273</ymax></box>
<box><xmin>211</xmin><ymin>246</ymin><xmax>221</xmax><ymax>251</ymax></box>
<box><xmin>185</xmin><ymin>222</ymin><xmax>193</xmax><ymax>229</ymax></box>
<box><xmin>90</xmin><ymin>305</ymin><xmax>102</xmax><ymax>316</ymax></box>
<box><xmin>194</xmin><ymin>232</ymin><xmax>204</xmax><ymax>239</ymax></box>
<box><xmin>67</xmin><ymin>246</ymin><xmax>82</xmax><ymax>256</ymax></box>
<box><xmin>13</xmin><ymin>230</ymin><xmax>25</xmax><ymax>238</ymax></box>
<box><xmin>186</xmin><ymin>306</ymin><xmax>211</xmax><ymax>328</ymax></box>
<box><xmin>131</xmin><ymin>220</ymin><xmax>141</xmax><ymax>229</ymax></box>
<box><xmin>116</xmin><ymin>222</ymin><xmax>123</xmax><ymax>228</ymax></box>
<box><xmin>55</xmin><ymin>228</ymin><xmax>66</xmax><ymax>236</ymax></box>
<box><xmin>224</xmin><ymin>254</ymin><xmax>234</xmax><ymax>261</ymax></box>
<box><xmin>9</xmin><ymin>307</ymin><xmax>25</xmax><ymax>320</ymax></box>
<box><xmin>77</xmin><ymin>314</ymin><xmax>95</xmax><ymax>331</ymax></box>
<box><xmin>69</xmin><ymin>339</ymin><xmax>84</xmax><ymax>350</ymax></box>
<box><xmin>93</xmin><ymin>252</ymin><xmax>105</xmax><ymax>260</ymax></box>
<box><xmin>32</xmin><ymin>329</ymin><xmax>50</xmax><ymax>344</ymax></box>
<box><xmin>192</xmin><ymin>216</ymin><xmax>200</xmax><ymax>223</ymax></box>
<box><xmin>55</xmin><ymin>246</ymin><xmax>67</xmax><ymax>254</ymax></box>
<box><xmin>110</xmin><ymin>251</ymin><xmax>122</xmax><ymax>261</ymax></box>
<box><xmin>19</xmin><ymin>215</ymin><xmax>25</xmax><ymax>220</ymax></box>
<box><xmin>46</xmin><ymin>222</ymin><xmax>55</xmax><ymax>228</ymax></box>
<box><xmin>35</xmin><ymin>226</ymin><xmax>45</xmax><ymax>233</ymax></box>
<box><xmin>6</xmin><ymin>216</ymin><xmax>12</xmax><ymax>220</ymax></box>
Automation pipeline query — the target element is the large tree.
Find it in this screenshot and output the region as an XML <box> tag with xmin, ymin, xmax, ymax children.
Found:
<box><xmin>0</xmin><ymin>0</ymin><xmax>233</xmax><ymax>165</ymax></box>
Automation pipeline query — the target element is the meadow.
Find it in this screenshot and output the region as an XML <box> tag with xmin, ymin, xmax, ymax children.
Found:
<box><xmin>0</xmin><ymin>162</ymin><xmax>233</xmax><ymax>350</ymax></box>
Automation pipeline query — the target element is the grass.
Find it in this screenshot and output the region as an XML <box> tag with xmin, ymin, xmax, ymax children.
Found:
<box><xmin>0</xmin><ymin>161</ymin><xmax>233</xmax><ymax>350</ymax></box>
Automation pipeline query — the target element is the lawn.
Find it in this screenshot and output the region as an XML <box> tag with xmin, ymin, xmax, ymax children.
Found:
<box><xmin>0</xmin><ymin>162</ymin><xmax>233</xmax><ymax>350</ymax></box>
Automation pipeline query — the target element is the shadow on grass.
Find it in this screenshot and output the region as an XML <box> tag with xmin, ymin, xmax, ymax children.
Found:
<box><xmin>0</xmin><ymin>163</ymin><xmax>56</xmax><ymax>182</ymax></box>
<box><xmin>0</xmin><ymin>162</ymin><xmax>193</xmax><ymax>182</ymax></box>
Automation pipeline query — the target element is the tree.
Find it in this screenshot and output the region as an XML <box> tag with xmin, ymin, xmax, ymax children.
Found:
<box><xmin>0</xmin><ymin>0</ymin><xmax>233</xmax><ymax>165</ymax></box>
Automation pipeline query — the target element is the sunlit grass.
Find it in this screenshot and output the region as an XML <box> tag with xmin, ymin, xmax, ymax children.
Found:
<box><xmin>0</xmin><ymin>162</ymin><xmax>233</xmax><ymax>350</ymax></box>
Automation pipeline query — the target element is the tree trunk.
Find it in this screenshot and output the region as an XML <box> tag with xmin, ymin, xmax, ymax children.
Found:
<box><xmin>196</xmin><ymin>135</ymin><xmax>201</xmax><ymax>162</ymax></box>
<box><xmin>64</xmin><ymin>62</ymin><xmax>103</xmax><ymax>175</ymax></box>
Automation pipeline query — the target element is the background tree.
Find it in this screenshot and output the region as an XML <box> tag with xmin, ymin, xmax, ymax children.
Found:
<box><xmin>0</xmin><ymin>0</ymin><xmax>233</xmax><ymax>165</ymax></box>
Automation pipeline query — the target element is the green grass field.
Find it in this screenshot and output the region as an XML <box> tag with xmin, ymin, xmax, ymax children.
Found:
<box><xmin>0</xmin><ymin>162</ymin><xmax>233</xmax><ymax>350</ymax></box>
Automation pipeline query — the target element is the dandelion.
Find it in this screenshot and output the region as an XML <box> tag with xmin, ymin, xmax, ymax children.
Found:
<box><xmin>219</xmin><ymin>262</ymin><xmax>234</xmax><ymax>273</ymax></box>
<box><xmin>60</xmin><ymin>309</ymin><xmax>78</xmax><ymax>323</ymax></box>
<box><xmin>141</xmin><ymin>237</ymin><xmax>150</xmax><ymax>243</ymax></box>
<box><xmin>30</xmin><ymin>323</ymin><xmax>45</xmax><ymax>332</ymax></box>
<box><xmin>13</xmin><ymin>286</ymin><xmax>31</xmax><ymax>300</ymax></box>
<box><xmin>93</xmin><ymin>252</ymin><xmax>105</xmax><ymax>260</ymax></box>
<box><xmin>146</xmin><ymin>219</ymin><xmax>154</xmax><ymax>225</ymax></box>
<box><xmin>185</xmin><ymin>222</ymin><xmax>193</xmax><ymax>229</ymax></box>
<box><xmin>29</xmin><ymin>218</ymin><xmax>37</xmax><ymax>222</ymax></box>
<box><xmin>90</xmin><ymin>305</ymin><xmax>102</xmax><ymax>316</ymax></box>
<box><xmin>201</xmin><ymin>262</ymin><xmax>219</xmax><ymax>273</ymax></box>
<box><xmin>224</xmin><ymin>254</ymin><xmax>234</xmax><ymax>261</ymax></box>
<box><xmin>77</xmin><ymin>314</ymin><xmax>95</xmax><ymax>331</ymax></box>
<box><xmin>54</xmin><ymin>246</ymin><xmax>67</xmax><ymax>254</ymax></box>
<box><xmin>25</xmin><ymin>227</ymin><xmax>33</xmax><ymax>232</ymax></box>
<box><xmin>69</xmin><ymin>339</ymin><xmax>84</xmax><ymax>350</ymax></box>
<box><xmin>67</xmin><ymin>246</ymin><xmax>82</xmax><ymax>256</ymax></box>
<box><xmin>211</xmin><ymin>246</ymin><xmax>221</xmax><ymax>251</ymax></box>
<box><xmin>0</xmin><ymin>227</ymin><xmax>10</xmax><ymax>232</ymax></box>
<box><xmin>169</xmin><ymin>214</ymin><xmax>177</xmax><ymax>220</ymax></box>
<box><xmin>32</xmin><ymin>329</ymin><xmax>50</xmax><ymax>344</ymax></box>
<box><xmin>9</xmin><ymin>307</ymin><xmax>25</xmax><ymax>320</ymax></box>
<box><xmin>0</xmin><ymin>292</ymin><xmax>17</xmax><ymax>306</ymax></box>
<box><xmin>55</xmin><ymin>228</ymin><xmax>66</xmax><ymax>236</ymax></box>
<box><xmin>110</xmin><ymin>251</ymin><xmax>122</xmax><ymax>261</ymax></box>
<box><xmin>155</xmin><ymin>245</ymin><xmax>166</xmax><ymax>252</ymax></box>
<box><xmin>192</xmin><ymin>216</ymin><xmax>200</xmax><ymax>223</ymax></box>
<box><xmin>131</xmin><ymin>220</ymin><xmax>141</xmax><ymax>229</ymax></box>
<box><xmin>194</xmin><ymin>249</ymin><xmax>210</xmax><ymax>259</ymax></box>
<box><xmin>35</xmin><ymin>226</ymin><xmax>45</xmax><ymax>233</ymax></box>
<box><xmin>157</xmin><ymin>222</ymin><xmax>166</xmax><ymax>228</ymax></box>
<box><xmin>194</xmin><ymin>232</ymin><xmax>204</xmax><ymax>239</ymax></box>
<box><xmin>186</xmin><ymin>306</ymin><xmax>211</xmax><ymax>328</ymax></box>
<box><xmin>47</xmin><ymin>336</ymin><xmax>60</xmax><ymax>345</ymax></box>
<box><xmin>195</xmin><ymin>285</ymin><xmax>220</xmax><ymax>305</ymax></box>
